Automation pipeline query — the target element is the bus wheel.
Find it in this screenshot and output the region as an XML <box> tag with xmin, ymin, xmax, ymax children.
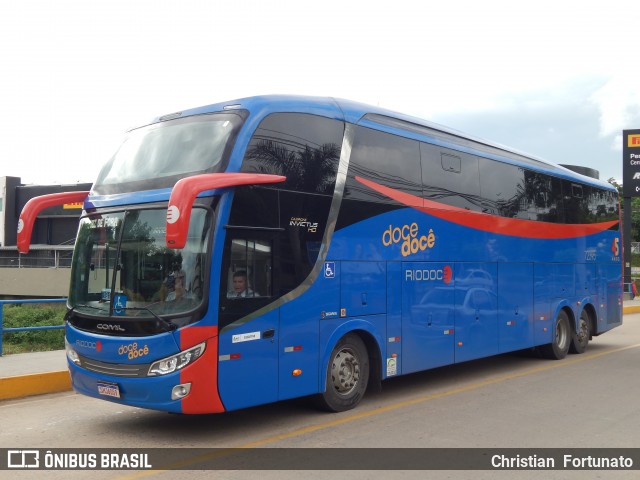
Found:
<box><xmin>570</xmin><ymin>310</ymin><xmax>590</xmax><ymax>354</ymax></box>
<box><xmin>316</xmin><ymin>334</ymin><xmax>369</xmax><ymax>412</ymax></box>
<box><xmin>539</xmin><ymin>310</ymin><xmax>571</xmax><ymax>360</ymax></box>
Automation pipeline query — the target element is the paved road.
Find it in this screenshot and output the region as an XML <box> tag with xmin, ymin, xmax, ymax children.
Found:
<box><xmin>2</xmin><ymin>315</ymin><xmax>639</xmax><ymax>480</ymax></box>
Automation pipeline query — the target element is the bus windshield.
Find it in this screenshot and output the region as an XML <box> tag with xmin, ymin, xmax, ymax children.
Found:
<box><xmin>68</xmin><ymin>208</ymin><xmax>210</xmax><ymax>321</ymax></box>
<box><xmin>93</xmin><ymin>112</ymin><xmax>245</xmax><ymax>194</ymax></box>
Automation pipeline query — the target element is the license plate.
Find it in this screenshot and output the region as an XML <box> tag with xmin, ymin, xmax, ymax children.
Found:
<box><xmin>97</xmin><ymin>381</ymin><xmax>121</xmax><ymax>399</ymax></box>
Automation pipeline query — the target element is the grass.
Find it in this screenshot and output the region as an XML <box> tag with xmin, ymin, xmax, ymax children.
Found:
<box><xmin>1</xmin><ymin>303</ymin><xmax>66</xmax><ymax>354</ymax></box>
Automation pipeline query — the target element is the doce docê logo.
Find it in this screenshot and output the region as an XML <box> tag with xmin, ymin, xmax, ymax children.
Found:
<box><xmin>382</xmin><ymin>222</ymin><xmax>436</xmax><ymax>257</ymax></box>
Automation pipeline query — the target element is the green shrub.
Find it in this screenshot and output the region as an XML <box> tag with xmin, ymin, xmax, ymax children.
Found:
<box><xmin>1</xmin><ymin>303</ymin><xmax>66</xmax><ymax>354</ymax></box>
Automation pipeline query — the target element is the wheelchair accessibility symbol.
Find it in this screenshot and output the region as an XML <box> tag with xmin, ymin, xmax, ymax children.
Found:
<box><xmin>324</xmin><ymin>262</ymin><xmax>335</xmax><ymax>279</ymax></box>
<box><xmin>113</xmin><ymin>293</ymin><xmax>127</xmax><ymax>316</ymax></box>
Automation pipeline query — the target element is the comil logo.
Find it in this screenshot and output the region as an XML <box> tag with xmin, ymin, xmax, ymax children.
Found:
<box><xmin>382</xmin><ymin>222</ymin><xmax>436</xmax><ymax>257</ymax></box>
<box><xmin>629</xmin><ymin>134</ymin><xmax>640</xmax><ymax>147</ymax></box>
<box><xmin>166</xmin><ymin>205</ymin><xmax>180</xmax><ymax>224</ymax></box>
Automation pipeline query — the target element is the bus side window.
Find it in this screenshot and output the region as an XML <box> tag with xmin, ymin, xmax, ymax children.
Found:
<box><xmin>421</xmin><ymin>143</ymin><xmax>481</xmax><ymax>212</ymax></box>
<box><xmin>226</xmin><ymin>239</ymin><xmax>272</xmax><ymax>299</ymax></box>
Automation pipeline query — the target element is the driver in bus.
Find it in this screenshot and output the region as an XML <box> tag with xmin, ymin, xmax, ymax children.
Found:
<box><xmin>227</xmin><ymin>270</ymin><xmax>257</xmax><ymax>298</ymax></box>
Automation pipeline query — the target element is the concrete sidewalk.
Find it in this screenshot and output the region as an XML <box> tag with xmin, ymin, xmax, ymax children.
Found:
<box><xmin>0</xmin><ymin>349</ymin><xmax>70</xmax><ymax>401</ymax></box>
<box><xmin>2</xmin><ymin>301</ymin><xmax>640</xmax><ymax>401</ymax></box>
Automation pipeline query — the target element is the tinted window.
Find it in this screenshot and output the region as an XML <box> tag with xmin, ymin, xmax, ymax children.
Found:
<box><xmin>241</xmin><ymin>113</ymin><xmax>343</xmax><ymax>195</ymax></box>
<box><xmin>522</xmin><ymin>171</ymin><xmax>563</xmax><ymax>223</ymax></box>
<box><xmin>219</xmin><ymin>230</ymin><xmax>276</xmax><ymax>329</ymax></box>
<box><xmin>227</xmin><ymin>186</ymin><xmax>279</xmax><ymax>229</ymax></box>
<box><xmin>225</xmin><ymin>239</ymin><xmax>272</xmax><ymax>299</ymax></box>
<box><xmin>221</xmin><ymin>114</ymin><xmax>344</xmax><ymax>327</ymax></box>
<box><xmin>421</xmin><ymin>143</ymin><xmax>481</xmax><ymax>211</ymax></box>
<box><xmin>562</xmin><ymin>180</ymin><xmax>589</xmax><ymax>224</ymax></box>
<box><xmin>590</xmin><ymin>189</ymin><xmax>619</xmax><ymax>225</ymax></box>
<box><xmin>344</xmin><ymin>126</ymin><xmax>422</xmax><ymax>204</ymax></box>
<box><xmin>560</xmin><ymin>181</ymin><xmax>618</xmax><ymax>225</ymax></box>
<box><xmin>582</xmin><ymin>185</ymin><xmax>619</xmax><ymax>226</ymax></box>
<box><xmin>94</xmin><ymin>112</ymin><xmax>245</xmax><ymax>195</ymax></box>
<box><xmin>278</xmin><ymin>190</ymin><xmax>333</xmax><ymax>291</ymax></box>
<box><xmin>478</xmin><ymin>158</ymin><xmax>525</xmax><ymax>217</ymax></box>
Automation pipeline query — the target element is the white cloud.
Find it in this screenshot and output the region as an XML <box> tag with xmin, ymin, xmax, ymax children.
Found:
<box><xmin>590</xmin><ymin>76</ymin><xmax>640</xmax><ymax>139</ymax></box>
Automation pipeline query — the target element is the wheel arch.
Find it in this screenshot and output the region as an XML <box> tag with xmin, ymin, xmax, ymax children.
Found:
<box><xmin>552</xmin><ymin>301</ymin><xmax>575</xmax><ymax>331</ymax></box>
<box><xmin>580</xmin><ymin>302</ymin><xmax>597</xmax><ymax>339</ymax></box>
<box><xmin>319</xmin><ymin>320</ymin><xmax>384</xmax><ymax>394</ymax></box>
<box><xmin>562</xmin><ymin>305</ymin><xmax>577</xmax><ymax>339</ymax></box>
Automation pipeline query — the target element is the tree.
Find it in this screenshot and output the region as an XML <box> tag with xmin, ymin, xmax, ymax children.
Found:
<box><xmin>610</xmin><ymin>178</ymin><xmax>640</xmax><ymax>243</ymax></box>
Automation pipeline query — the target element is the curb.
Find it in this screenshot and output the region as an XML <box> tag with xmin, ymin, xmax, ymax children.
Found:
<box><xmin>0</xmin><ymin>371</ymin><xmax>71</xmax><ymax>401</ymax></box>
<box><xmin>623</xmin><ymin>305</ymin><xmax>640</xmax><ymax>315</ymax></box>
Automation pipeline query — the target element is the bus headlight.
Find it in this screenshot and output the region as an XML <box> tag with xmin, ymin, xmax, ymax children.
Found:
<box><xmin>65</xmin><ymin>339</ymin><xmax>81</xmax><ymax>366</ymax></box>
<box><xmin>147</xmin><ymin>342</ymin><xmax>206</xmax><ymax>376</ymax></box>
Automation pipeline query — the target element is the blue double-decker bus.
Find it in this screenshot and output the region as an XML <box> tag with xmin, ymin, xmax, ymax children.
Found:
<box><xmin>18</xmin><ymin>95</ymin><xmax>622</xmax><ymax>413</ymax></box>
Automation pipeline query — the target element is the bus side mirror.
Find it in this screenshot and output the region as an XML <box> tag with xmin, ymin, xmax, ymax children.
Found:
<box><xmin>166</xmin><ymin>173</ymin><xmax>286</xmax><ymax>249</ymax></box>
<box><xmin>17</xmin><ymin>191</ymin><xmax>89</xmax><ymax>254</ymax></box>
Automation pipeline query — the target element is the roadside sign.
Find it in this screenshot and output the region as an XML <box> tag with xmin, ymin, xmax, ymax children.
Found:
<box><xmin>622</xmin><ymin>129</ymin><xmax>640</xmax><ymax>196</ymax></box>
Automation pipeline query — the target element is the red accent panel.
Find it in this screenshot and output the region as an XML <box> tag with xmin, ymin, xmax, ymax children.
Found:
<box><xmin>356</xmin><ymin>176</ymin><xmax>618</xmax><ymax>239</ymax></box>
<box><xmin>179</xmin><ymin>326</ymin><xmax>224</xmax><ymax>414</ymax></box>
<box><xmin>17</xmin><ymin>191</ymin><xmax>89</xmax><ymax>254</ymax></box>
<box><xmin>166</xmin><ymin>173</ymin><xmax>286</xmax><ymax>249</ymax></box>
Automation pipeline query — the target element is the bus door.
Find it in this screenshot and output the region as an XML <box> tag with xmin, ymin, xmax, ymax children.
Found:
<box><xmin>217</xmin><ymin>237</ymin><xmax>279</xmax><ymax>411</ymax></box>
<box><xmin>401</xmin><ymin>262</ymin><xmax>455</xmax><ymax>374</ymax></box>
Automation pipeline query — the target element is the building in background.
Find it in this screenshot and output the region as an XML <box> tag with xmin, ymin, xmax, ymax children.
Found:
<box><xmin>0</xmin><ymin>176</ymin><xmax>91</xmax><ymax>297</ymax></box>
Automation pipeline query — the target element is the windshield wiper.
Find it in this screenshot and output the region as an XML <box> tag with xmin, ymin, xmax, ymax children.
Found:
<box><xmin>116</xmin><ymin>307</ymin><xmax>177</xmax><ymax>332</ymax></box>
<box><xmin>66</xmin><ymin>304</ymin><xmax>176</xmax><ymax>332</ymax></box>
<box><xmin>64</xmin><ymin>303</ymin><xmax>109</xmax><ymax>320</ymax></box>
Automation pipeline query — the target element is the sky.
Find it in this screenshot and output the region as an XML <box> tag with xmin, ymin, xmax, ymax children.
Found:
<box><xmin>1</xmin><ymin>0</ymin><xmax>639</xmax><ymax>186</ymax></box>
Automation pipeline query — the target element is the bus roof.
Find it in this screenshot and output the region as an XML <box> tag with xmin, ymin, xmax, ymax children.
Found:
<box><xmin>147</xmin><ymin>94</ymin><xmax>615</xmax><ymax>192</ymax></box>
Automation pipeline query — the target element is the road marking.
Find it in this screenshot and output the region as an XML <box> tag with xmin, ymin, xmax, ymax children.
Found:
<box><xmin>116</xmin><ymin>342</ymin><xmax>640</xmax><ymax>477</ymax></box>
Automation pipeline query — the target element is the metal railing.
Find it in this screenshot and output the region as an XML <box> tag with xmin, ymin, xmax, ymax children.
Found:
<box><xmin>0</xmin><ymin>298</ymin><xmax>67</xmax><ymax>356</ymax></box>
<box><xmin>0</xmin><ymin>246</ymin><xmax>74</xmax><ymax>268</ymax></box>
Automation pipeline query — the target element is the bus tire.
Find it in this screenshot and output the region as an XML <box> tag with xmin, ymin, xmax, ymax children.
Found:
<box><xmin>539</xmin><ymin>310</ymin><xmax>571</xmax><ymax>360</ymax></box>
<box><xmin>316</xmin><ymin>334</ymin><xmax>369</xmax><ymax>412</ymax></box>
<box><xmin>569</xmin><ymin>310</ymin><xmax>590</xmax><ymax>354</ymax></box>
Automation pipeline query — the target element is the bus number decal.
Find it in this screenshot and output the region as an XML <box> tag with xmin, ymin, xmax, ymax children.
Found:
<box><xmin>611</xmin><ymin>238</ymin><xmax>620</xmax><ymax>259</ymax></box>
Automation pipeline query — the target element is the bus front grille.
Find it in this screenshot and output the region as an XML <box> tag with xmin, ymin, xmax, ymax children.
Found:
<box><xmin>78</xmin><ymin>354</ymin><xmax>149</xmax><ymax>377</ymax></box>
